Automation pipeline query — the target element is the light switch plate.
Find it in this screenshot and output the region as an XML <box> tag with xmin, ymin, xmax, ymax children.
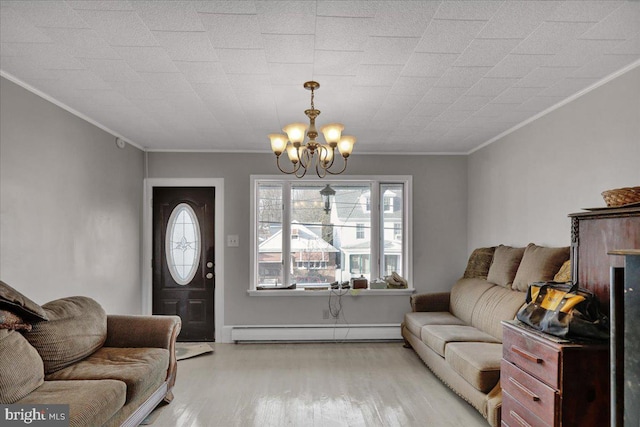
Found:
<box><xmin>227</xmin><ymin>234</ymin><xmax>239</xmax><ymax>247</ymax></box>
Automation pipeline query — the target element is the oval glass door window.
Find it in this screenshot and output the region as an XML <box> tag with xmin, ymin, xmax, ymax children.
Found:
<box><xmin>165</xmin><ymin>203</ymin><xmax>201</xmax><ymax>285</ymax></box>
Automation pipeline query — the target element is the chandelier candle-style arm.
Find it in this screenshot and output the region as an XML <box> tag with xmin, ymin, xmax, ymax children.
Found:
<box><xmin>268</xmin><ymin>81</ymin><xmax>356</xmax><ymax>178</ymax></box>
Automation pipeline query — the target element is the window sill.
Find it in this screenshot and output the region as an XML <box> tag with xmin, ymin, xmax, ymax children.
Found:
<box><xmin>247</xmin><ymin>289</ymin><xmax>415</xmax><ymax>297</ymax></box>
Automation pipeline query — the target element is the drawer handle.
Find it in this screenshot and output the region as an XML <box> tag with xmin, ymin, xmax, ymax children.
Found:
<box><xmin>511</xmin><ymin>345</ymin><xmax>543</xmax><ymax>364</ymax></box>
<box><xmin>509</xmin><ymin>377</ymin><xmax>541</xmax><ymax>402</ymax></box>
<box><xmin>510</xmin><ymin>410</ymin><xmax>532</xmax><ymax>427</ymax></box>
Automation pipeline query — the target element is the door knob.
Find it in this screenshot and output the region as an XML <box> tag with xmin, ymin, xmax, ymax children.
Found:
<box><xmin>206</xmin><ymin>273</ymin><xmax>213</xmax><ymax>279</ymax></box>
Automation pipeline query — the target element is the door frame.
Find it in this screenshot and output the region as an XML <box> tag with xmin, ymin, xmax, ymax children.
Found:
<box><xmin>143</xmin><ymin>178</ymin><xmax>224</xmax><ymax>342</ymax></box>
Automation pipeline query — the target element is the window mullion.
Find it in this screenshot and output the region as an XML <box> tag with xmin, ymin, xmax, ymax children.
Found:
<box><xmin>370</xmin><ymin>181</ymin><xmax>381</xmax><ymax>279</ymax></box>
<box><xmin>282</xmin><ymin>181</ymin><xmax>292</xmax><ymax>286</ymax></box>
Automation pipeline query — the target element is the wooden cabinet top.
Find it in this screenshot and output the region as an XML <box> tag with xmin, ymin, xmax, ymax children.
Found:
<box><xmin>569</xmin><ymin>206</ymin><xmax>640</xmax><ymax>219</ymax></box>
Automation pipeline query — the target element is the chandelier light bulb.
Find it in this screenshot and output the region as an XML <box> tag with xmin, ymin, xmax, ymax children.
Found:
<box><xmin>320</xmin><ymin>123</ymin><xmax>344</xmax><ymax>145</ymax></box>
<box><xmin>282</xmin><ymin>123</ymin><xmax>307</xmax><ymax>145</ymax></box>
<box><xmin>337</xmin><ymin>136</ymin><xmax>356</xmax><ymax>157</ymax></box>
<box><xmin>269</xmin><ymin>134</ymin><xmax>288</xmax><ymax>155</ymax></box>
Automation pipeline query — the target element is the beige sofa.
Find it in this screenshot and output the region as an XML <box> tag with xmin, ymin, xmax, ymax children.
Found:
<box><xmin>401</xmin><ymin>244</ymin><xmax>569</xmax><ymax>427</ymax></box>
<box><xmin>0</xmin><ymin>281</ymin><xmax>181</xmax><ymax>427</ymax></box>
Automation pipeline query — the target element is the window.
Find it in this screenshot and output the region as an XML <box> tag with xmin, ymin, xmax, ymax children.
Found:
<box><xmin>252</xmin><ymin>176</ymin><xmax>412</xmax><ymax>290</ymax></box>
<box><xmin>166</xmin><ymin>203</ymin><xmax>201</xmax><ymax>285</ymax></box>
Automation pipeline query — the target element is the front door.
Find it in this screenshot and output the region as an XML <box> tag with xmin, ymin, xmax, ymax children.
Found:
<box><xmin>153</xmin><ymin>187</ymin><xmax>215</xmax><ymax>341</ymax></box>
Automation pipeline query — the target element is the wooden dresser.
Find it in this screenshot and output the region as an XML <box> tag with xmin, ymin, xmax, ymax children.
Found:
<box><xmin>501</xmin><ymin>321</ymin><xmax>609</xmax><ymax>427</ymax></box>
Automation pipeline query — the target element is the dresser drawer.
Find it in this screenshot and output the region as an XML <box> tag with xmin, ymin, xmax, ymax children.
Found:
<box><xmin>501</xmin><ymin>359</ymin><xmax>558</xmax><ymax>426</ymax></box>
<box><xmin>503</xmin><ymin>390</ymin><xmax>550</xmax><ymax>427</ymax></box>
<box><xmin>502</xmin><ymin>324</ymin><xmax>560</xmax><ymax>388</ymax></box>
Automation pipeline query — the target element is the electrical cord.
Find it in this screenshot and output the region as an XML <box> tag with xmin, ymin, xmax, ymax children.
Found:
<box><xmin>328</xmin><ymin>286</ymin><xmax>350</xmax><ymax>342</ymax></box>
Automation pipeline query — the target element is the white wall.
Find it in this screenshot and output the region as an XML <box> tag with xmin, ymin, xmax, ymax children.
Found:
<box><xmin>468</xmin><ymin>66</ymin><xmax>640</xmax><ymax>251</ymax></box>
<box><xmin>147</xmin><ymin>152</ymin><xmax>468</xmax><ymax>327</ymax></box>
<box><xmin>0</xmin><ymin>78</ymin><xmax>144</xmax><ymax>314</ymax></box>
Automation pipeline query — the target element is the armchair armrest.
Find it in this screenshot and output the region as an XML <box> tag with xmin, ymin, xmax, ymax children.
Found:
<box><xmin>105</xmin><ymin>315</ymin><xmax>181</xmax><ymax>349</ymax></box>
<box><xmin>410</xmin><ymin>292</ymin><xmax>450</xmax><ymax>312</ymax></box>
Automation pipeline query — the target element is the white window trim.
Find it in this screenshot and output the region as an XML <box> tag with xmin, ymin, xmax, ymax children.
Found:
<box><xmin>250</xmin><ymin>175</ymin><xmax>413</xmax><ymax>295</ymax></box>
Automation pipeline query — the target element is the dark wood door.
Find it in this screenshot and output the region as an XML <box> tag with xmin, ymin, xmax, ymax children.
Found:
<box><xmin>153</xmin><ymin>187</ymin><xmax>215</xmax><ymax>341</ymax></box>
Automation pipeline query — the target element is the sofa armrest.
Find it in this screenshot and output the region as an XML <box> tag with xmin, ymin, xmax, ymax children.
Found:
<box><xmin>105</xmin><ymin>315</ymin><xmax>181</xmax><ymax>349</ymax></box>
<box><xmin>410</xmin><ymin>292</ymin><xmax>450</xmax><ymax>312</ymax></box>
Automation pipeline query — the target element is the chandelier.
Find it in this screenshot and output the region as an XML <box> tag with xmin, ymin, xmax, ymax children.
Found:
<box><xmin>268</xmin><ymin>81</ymin><xmax>356</xmax><ymax>178</ymax></box>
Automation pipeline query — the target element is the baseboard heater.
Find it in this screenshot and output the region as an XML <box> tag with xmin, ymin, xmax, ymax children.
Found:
<box><xmin>231</xmin><ymin>324</ymin><xmax>402</xmax><ymax>342</ymax></box>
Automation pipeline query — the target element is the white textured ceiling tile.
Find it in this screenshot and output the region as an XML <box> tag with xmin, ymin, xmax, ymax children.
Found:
<box><xmin>4</xmin><ymin>1</ymin><xmax>87</xmax><ymax>29</ymax></box>
<box><xmin>435</xmin><ymin>66</ymin><xmax>491</xmax><ymax>88</ymax></box>
<box><xmin>317</xmin><ymin>1</ymin><xmax>378</xmax><ymax>18</ymax></box>
<box><xmin>349</xmin><ymin>85</ymin><xmax>390</xmax><ymax>105</ymax></box>
<box><xmin>313</xmin><ymin>50</ymin><xmax>362</xmax><ymax>75</ymax></box>
<box><xmin>479</xmin><ymin>1</ymin><xmax>561</xmax><ymax>39</ymax></box>
<box><xmin>610</xmin><ymin>36</ymin><xmax>640</xmax><ymax>55</ymax></box>
<box><xmin>580</xmin><ymin>2</ymin><xmax>640</xmax><ymax>40</ymax></box>
<box><xmin>152</xmin><ymin>31</ymin><xmax>218</xmax><ymax>62</ymax></box>
<box><xmin>0</xmin><ymin>8</ymin><xmax>52</xmax><ymax>43</ymax></box>
<box><xmin>112</xmin><ymin>46</ymin><xmax>177</xmax><ymax>73</ymax></box>
<box><xmin>355</xmin><ymin>64</ymin><xmax>403</xmax><ymax>86</ymax></box>
<box><xmin>226</xmin><ymin>74</ymin><xmax>272</xmax><ymax>95</ymax></box>
<box><xmin>264</xmin><ymin>34</ymin><xmax>315</xmax><ymax>64</ymax></box>
<box><xmin>400</xmin><ymin>114</ymin><xmax>436</xmax><ymax>127</ymax></box>
<box><xmin>474</xmin><ymin>102</ymin><xmax>521</xmax><ymax>117</ymax></box>
<box><xmin>107</xmin><ymin>80</ymin><xmax>164</xmax><ymax>100</ymax></box>
<box><xmin>465</xmin><ymin>77</ymin><xmax>519</xmax><ymax>97</ymax></box>
<box><xmin>133</xmin><ymin>1</ymin><xmax>204</xmax><ymax>31</ymax></box>
<box><xmin>434</xmin><ymin>1</ymin><xmax>503</xmax><ymax>20</ymax></box>
<box><xmin>572</xmin><ymin>54</ymin><xmax>639</xmax><ymax>78</ymax></box>
<box><xmin>74</xmin><ymin>10</ymin><xmax>158</xmax><ymax>47</ymax></box>
<box><xmin>486</xmin><ymin>54</ymin><xmax>553</xmax><ymax>78</ymax></box>
<box><xmin>66</xmin><ymin>1</ymin><xmax>134</xmax><ymax>12</ymax></box>
<box><xmin>371</xmin><ymin>1</ymin><xmax>438</xmax><ymax>37</ymax></box>
<box><xmin>217</xmin><ymin>48</ymin><xmax>269</xmax><ymax>74</ymax></box>
<box><xmin>79</xmin><ymin>58</ymin><xmax>142</xmax><ymax>82</ymax></box>
<box><xmin>201</xmin><ymin>13</ymin><xmax>263</xmax><ymax>49</ymax></box>
<box><xmin>363</xmin><ymin>37</ymin><xmax>419</xmax><ymax>65</ymax></box>
<box><xmin>174</xmin><ymin>61</ymin><xmax>227</xmax><ymax>84</ymax></box>
<box><xmin>315</xmin><ymin>16</ymin><xmax>371</xmax><ymax>51</ymax></box>
<box><xmin>492</xmin><ymin>86</ymin><xmax>542</xmax><ymax>103</ymax></box>
<box><xmin>38</xmin><ymin>28</ymin><xmax>119</xmax><ymax>59</ymax></box>
<box><xmin>513</xmin><ymin>22</ymin><xmax>594</xmax><ymax>55</ymax></box>
<box><xmin>401</xmin><ymin>53</ymin><xmax>459</xmax><ymax>77</ymax></box>
<box><xmin>454</xmin><ymin>39</ymin><xmax>521</xmax><ymax>67</ymax></box>
<box><xmin>449</xmin><ymin>96</ymin><xmax>493</xmax><ymax>111</ymax></box>
<box><xmin>517</xmin><ymin>95</ymin><xmax>565</xmax><ymax>112</ymax></box>
<box><xmin>416</xmin><ymin>20</ymin><xmax>487</xmax><ymax>54</ymax></box>
<box><xmin>139</xmin><ymin>72</ymin><xmax>194</xmax><ymax>93</ymax></box>
<box><xmin>538</xmin><ymin>77</ymin><xmax>599</xmax><ymax>98</ymax></box>
<box><xmin>547</xmin><ymin>39</ymin><xmax>625</xmax><ymax>67</ymax></box>
<box><xmin>546</xmin><ymin>1</ymin><xmax>624</xmax><ymax>23</ymax></box>
<box><xmin>514</xmin><ymin>66</ymin><xmax>579</xmax><ymax>87</ymax></box>
<box><xmin>421</xmin><ymin>87</ymin><xmax>468</xmax><ymax>104</ymax></box>
<box><xmin>10</xmin><ymin>43</ymin><xmax>85</xmax><ymax>70</ymax></box>
<box><xmin>193</xmin><ymin>1</ymin><xmax>257</xmax><ymax>14</ymax></box>
<box><xmin>425</xmin><ymin>121</ymin><xmax>458</xmax><ymax>136</ymax></box>
<box><xmin>268</xmin><ymin>63</ymin><xmax>314</xmax><ymax>86</ymax></box>
<box><xmin>433</xmin><ymin>109</ymin><xmax>474</xmax><ymax>123</ymax></box>
<box><xmin>44</xmin><ymin>69</ymin><xmax>110</xmax><ymax>90</ymax></box>
<box><xmin>255</xmin><ymin>1</ymin><xmax>317</xmax><ymax>34</ymax></box>
<box><xmin>390</xmin><ymin>76</ymin><xmax>438</xmax><ymax>96</ymax></box>
<box><xmin>191</xmin><ymin>83</ymin><xmax>236</xmax><ymax>102</ymax></box>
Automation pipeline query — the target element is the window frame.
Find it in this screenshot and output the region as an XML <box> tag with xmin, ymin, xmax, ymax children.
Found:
<box><xmin>250</xmin><ymin>175</ymin><xmax>413</xmax><ymax>293</ymax></box>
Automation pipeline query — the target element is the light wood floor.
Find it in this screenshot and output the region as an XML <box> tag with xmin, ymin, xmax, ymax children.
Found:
<box><xmin>151</xmin><ymin>342</ymin><xmax>487</xmax><ymax>427</ymax></box>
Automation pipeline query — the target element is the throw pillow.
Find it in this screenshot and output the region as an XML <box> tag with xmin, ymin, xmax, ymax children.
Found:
<box><xmin>24</xmin><ymin>296</ymin><xmax>107</xmax><ymax>374</ymax></box>
<box><xmin>486</xmin><ymin>245</ymin><xmax>526</xmax><ymax>288</ymax></box>
<box><xmin>463</xmin><ymin>247</ymin><xmax>496</xmax><ymax>279</ymax></box>
<box><xmin>554</xmin><ymin>259</ymin><xmax>572</xmax><ymax>283</ymax></box>
<box><xmin>0</xmin><ymin>329</ymin><xmax>44</xmax><ymax>404</ymax></box>
<box><xmin>512</xmin><ymin>244</ymin><xmax>570</xmax><ymax>292</ymax></box>
<box><xmin>0</xmin><ymin>309</ymin><xmax>32</xmax><ymax>331</ymax></box>
<box><xmin>0</xmin><ymin>280</ymin><xmax>48</xmax><ymax>321</ymax></box>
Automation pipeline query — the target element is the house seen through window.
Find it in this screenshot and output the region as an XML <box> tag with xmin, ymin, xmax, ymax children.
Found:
<box><xmin>253</xmin><ymin>177</ymin><xmax>410</xmax><ymax>290</ymax></box>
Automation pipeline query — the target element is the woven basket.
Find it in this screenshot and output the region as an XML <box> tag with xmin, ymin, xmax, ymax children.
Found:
<box><xmin>601</xmin><ymin>186</ymin><xmax>640</xmax><ymax>207</ymax></box>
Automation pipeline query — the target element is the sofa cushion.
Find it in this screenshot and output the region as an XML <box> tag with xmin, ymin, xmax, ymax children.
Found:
<box><xmin>445</xmin><ymin>342</ymin><xmax>503</xmax><ymax>393</ymax></box>
<box><xmin>463</xmin><ymin>247</ymin><xmax>496</xmax><ymax>280</ymax></box>
<box><xmin>25</xmin><ymin>296</ymin><xmax>107</xmax><ymax>374</ymax></box>
<box><xmin>404</xmin><ymin>312</ymin><xmax>466</xmax><ymax>339</ymax></box>
<box><xmin>471</xmin><ymin>286</ymin><xmax>527</xmax><ymax>341</ymax></box>
<box><xmin>16</xmin><ymin>380</ymin><xmax>126</xmax><ymax>427</ymax></box>
<box><xmin>46</xmin><ymin>347</ymin><xmax>169</xmax><ymax>403</ymax></box>
<box><xmin>486</xmin><ymin>245</ymin><xmax>526</xmax><ymax>288</ymax></box>
<box><xmin>421</xmin><ymin>325</ymin><xmax>500</xmax><ymax>357</ymax></box>
<box><xmin>0</xmin><ymin>309</ymin><xmax>32</xmax><ymax>331</ymax></box>
<box><xmin>512</xmin><ymin>244</ymin><xmax>570</xmax><ymax>291</ymax></box>
<box><xmin>0</xmin><ymin>329</ymin><xmax>44</xmax><ymax>403</ymax></box>
<box><xmin>450</xmin><ymin>278</ymin><xmax>494</xmax><ymax>325</ymax></box>
<box><xmin>0</xmin><ymin>280</ymin><xmax>48</xmax><ymax>321</ymax></box>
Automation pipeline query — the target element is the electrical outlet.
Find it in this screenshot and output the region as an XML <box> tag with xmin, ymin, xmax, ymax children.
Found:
<box><xmin>322</xmin><ymin>309</ymin><xmax>330</xmax><ymax>320</ymax></box>
<box><xmin>227</xmin><ymin>234</ymin><xmax>239</xmax><ymax>247</ymax></box>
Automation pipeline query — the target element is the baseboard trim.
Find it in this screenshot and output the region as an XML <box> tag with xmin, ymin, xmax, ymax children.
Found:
<box><xmin>230</xmin><ymin>324</ymin><xmax>402</xmax><ymax>342</ymax></box>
